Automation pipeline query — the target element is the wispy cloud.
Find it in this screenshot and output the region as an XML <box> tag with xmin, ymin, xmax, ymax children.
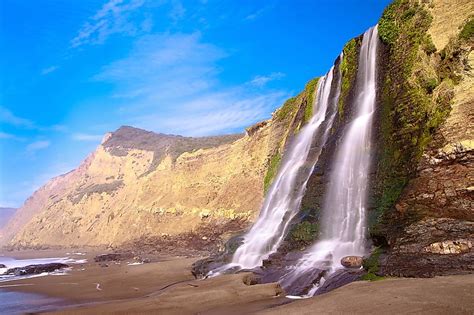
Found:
<box><xmin>41</xmin><ymin>65</ymin><xmax>59</xmax><ymax>75</ymax></box>
<box><xmin>0</xmin><ymin>106</ymin><xmax>35</xmax><ymax>128</ymax></box>
<box><xmin>71</xmin><ymin>0</ymin><xmax>148</xmax><ymax>48</ymax></box>
<box><xmin>72</xmin><ymin>133</ymin><xmax>104</xmax><ymax>142</ymax></box>
<box><xmin>249</xmin><ymin>72</ymin><xmax>285</xmax><ymax>87</ymax></box>
<box><xmin>244</xmin><ymin>6</ymin><xmax>271</xmax><ymax>21</ymax></box>
<box><xmin>132</xmin><ymin>91</ymin><xmax>287</xmax><ymax>136</ymax></box>
<box><xmin>94</xmin><ymin>31</ymin><xmax>288</xmax><ymax>136</ymax></box>
<box><xmin>0</xmin><ymin>131</ymin><xmax>24</xmax><ymax>141</ymax></box>
<box><xmin>94</xmin><ymin>32</ymin><xmax>225</xmax><ymax>102</ymax></box>
<box><xmin>0</xmin><ymin>106</ymin><xmax>66</xmax><ymax>132</ymax></box>
<box><xmin>26</xmin><ymin>140</ymin><xmax>51</xmax><ymax>153</ymax></box>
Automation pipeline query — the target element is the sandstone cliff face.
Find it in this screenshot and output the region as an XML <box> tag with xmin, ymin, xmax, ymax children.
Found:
<box><xmin>1</xmin><ymin>86</ymin><xmax>315</xmax><ymax>248</ymax></box>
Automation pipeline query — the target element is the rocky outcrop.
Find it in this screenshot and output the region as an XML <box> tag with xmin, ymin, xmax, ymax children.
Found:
<box><xmin>4</xmin><ymin>263</ymin><xmax>69</xmax><ymax>276</ymax></box>
<box><xmin>374</xmin><ymin>0</ymin><xmax>474</xmax><ymax>277</ymax></box>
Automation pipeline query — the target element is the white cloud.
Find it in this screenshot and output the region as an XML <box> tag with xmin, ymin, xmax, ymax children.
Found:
<box><xmin>0</xmin><ymin>107</ymin><xmax>67</xmax><ymax>133</ymax></box>
<box><xmin>94</xmin><ymin>32</ymin><xmax>288</xmax><ymax>136</ymax></box>
<box><xmin>249</xmin><ymin>72</ymin><xmax>285</xmax><ymax>87</ymax></box>
<box><xmin>94</xmin><ymin>32</ymin><xmax>225</xmax><ymax>103</ymax></box>
<box><xmin>71</xmin><ymin>0</ymin><xmax>147</xmax><ymax>48</ymax></box>
<box><xmin>26</xmin><ymin>140</ymin><xmax>51</xmax><ymax>153</ymax></box>
<box><xmin>0</xmin><ymin>106</ymin><xmax>35</xmax><ymax>128</ymax></box>
<box><xmin>41</xmin><ymin>66</ymin><xmax>59</xmax><ymax>75</ymax></box>
<box><xmin>131</xmin><ymin>90</ymin><xmax>287</xmax><ymax>136</ymax></box>
<box><xmin>0</xmin><ymin>132</ymin><xmax>24</xmax><ymax>141</ymax></box>
<box><xmin>72</xmin><ymin>133</ymin><xmax>104</xmax><ymax>142</ymax></box>
<box><xmin>244</xmin><ymin>6</ymin><xmax>271</xmax><ymax>21</ymax></box>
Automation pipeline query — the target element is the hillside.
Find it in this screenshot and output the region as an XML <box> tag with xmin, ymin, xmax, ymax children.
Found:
<box><xmin>1</xmin><ymin>87</ymin><xmax>317</xmax><ymax>249</ymax></box>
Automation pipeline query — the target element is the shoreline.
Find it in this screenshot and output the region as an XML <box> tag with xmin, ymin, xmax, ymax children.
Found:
<box><xmin>0</xmin><ymin>250</ymin><xmax>473</xmax><ymax>314</ymax></box>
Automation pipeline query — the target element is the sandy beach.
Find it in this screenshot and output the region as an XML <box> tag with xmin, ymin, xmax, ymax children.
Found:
<box><xmin>0</xmin><ymin>250</ymin><xmax>472</xmax><ymax>314</ymax></box>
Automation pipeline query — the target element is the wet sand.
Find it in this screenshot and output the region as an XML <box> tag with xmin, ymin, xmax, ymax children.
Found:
<box><xmin>1</xmin><ymin>250</ymin><xmax>473</xmax><ymax>314</ymax></box>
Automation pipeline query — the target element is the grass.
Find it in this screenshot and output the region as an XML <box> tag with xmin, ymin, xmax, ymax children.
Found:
<box><xmin>459</xmin><ymin>17</ymin><xmax>474</xmax><ymax>41</ymax></box>
<box><xmin>361</xmin><ymin>248</ymin><xmax>385</xmax><ymax>281</ymax></box>
<box><xmin>304</xmin><ymin>77</ymin><xmax>320</xmax><ymax>123</ymax></box>
<box><xmin>275</xmin><ymin>97</ymin><xmax>297</xmax><ymax>121</ymax></box>
<box><xmin>338</xmin><ymin>38</ymin><xmax>360</xmax><ymax>119</ymax></box>
<box><xmin>263</xmin><ymin>152</ymin><xmax>282</xmax><ymax>193</ymax></box>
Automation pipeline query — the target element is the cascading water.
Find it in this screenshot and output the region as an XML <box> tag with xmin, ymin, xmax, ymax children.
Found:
<box><xmin>208</xmin><ymin>60</ymin><xmax>342</xmax><ymax>275</ymax></box>
<box><xmin>280</xmin><ymin>25</ymin><xmax>379</xmax><ymax>296</ymax></box>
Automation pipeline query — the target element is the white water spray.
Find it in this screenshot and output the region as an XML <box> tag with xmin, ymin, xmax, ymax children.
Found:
<box><xmin>209</xmin><ymin>62</ymin><xmax>342</xmax><ymax>275</ymax></box>
<box><xmin>280</xmin><ymin>26</ymin><xmax>379</xmax><ymax>296</ymax></box>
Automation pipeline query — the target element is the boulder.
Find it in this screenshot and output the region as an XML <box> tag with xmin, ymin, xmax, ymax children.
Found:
<box><xmin>94</xmin><ymin>252</ymin><xmax>133</xmax><ymax>262</ymax></box>
<box><xmin>281</xmin><ymin>268</ymin><xmax>326</xmax><ymax>296</ymax></box>
<box><xmin>242</xmin><ymin>273</ymin><xmax>262</xmax><ymax>285</ymax></box>
<box><xmin>191</xmin><ymin>257</ymin><xmax>223</xmax><ymax>278</ymax></box>
<box><xmin>315</xmin><ymin>269</ymin><xmax>365</xmax><ymax>295</ymax></box>
<box><xmin>5</xmin><ymin>263</ymin><xmax>69</xmax><ymax>276</ymax></box>
<box><xmin>0</xmin><ymin>264</ymin><xmax>6</xmax><ymax>268</ymax></box>
<box><xmin>341</xmin><ymin>256</ymin><xmax>363</xmax><ymax>268</ymax></box>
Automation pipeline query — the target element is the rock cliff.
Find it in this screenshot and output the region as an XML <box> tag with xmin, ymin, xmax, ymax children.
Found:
<box><xmin>1</xmin><ymin>82</ymin><xmax>317</xmax><ymax>249</ymax></box>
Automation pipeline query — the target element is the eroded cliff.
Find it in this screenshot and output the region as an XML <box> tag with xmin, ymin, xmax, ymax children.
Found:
<box><xmin>1</xmin><ymin>81</ymin><xmax>318</xmax><ymax>249</ymax></box>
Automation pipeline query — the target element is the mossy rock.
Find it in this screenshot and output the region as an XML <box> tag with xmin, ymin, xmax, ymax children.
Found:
<box><xmin>361</xmin><ymin>248</ymin><xmax>385</xmax><ymax>281</ymax></box>
<box><xmin>289</xmin><ymin>221</ymin><xmax>319</xmax><ymax>245</ymax></box>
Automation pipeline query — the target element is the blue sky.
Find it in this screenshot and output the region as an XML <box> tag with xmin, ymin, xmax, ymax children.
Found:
<box><xmin>0</xmin><ymin>0</ymin><xmax>390</xmax><ymax>208</ymax></box>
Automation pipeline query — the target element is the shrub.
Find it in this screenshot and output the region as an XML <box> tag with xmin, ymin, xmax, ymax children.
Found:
<box><xmin>459</xmin><ymin>17</ymin><xmax>474</xmax><ymax>41</ymax></box>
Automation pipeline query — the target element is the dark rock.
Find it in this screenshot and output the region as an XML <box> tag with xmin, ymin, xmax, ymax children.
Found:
<box><xmin>0</xmin><ymin>264</ymin><xmax>6</xmax><ymax>268</ymax></box>
<box><xmin>5</xmin><ymin>263</ymin><xmax>69</xmax><ymax>276</ymax></box>
<box><xmin>191</xmin><ymin>257</ymin><xmax>225</xmax><ymax>278</ymax></box>
<box><xmin>224</xmin><ymin>235</ymin><xmax>244</xmax><ymax>256</ymax></box>
<box><xmin>280</xmin><ymin>268</ymin><xmax>326</xmax><ymax>296</ymax></box>
<box><xmin>259</xmin><ymin>266</ymin><xmax>287</xmax><ymax>284</ymax></box>
<box><xmin>315</xmin><ymin>269</ymin><xmax>365</xmax><ymax>295</ymax></box>
<box><xmin>94</xmin><ymin>252</ymin><xmax>134</xmax><ymax>262</ymax></box>
<box><xmin>380</xmin><ymin>251</ymin><xmax>474</xmax><ymax>277</ymax></box>
<box><xmin>341</xmin><ymin>256</ymin><xmax>363</xmax><ymax>268</ymax></box>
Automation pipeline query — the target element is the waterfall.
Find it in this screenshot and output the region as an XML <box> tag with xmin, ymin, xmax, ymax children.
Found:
<box><xmin>208</xmin><ymin>60</ymin><xmax>342</xmax><ymax>275</ymax></box>
<box><xmin>280</xmin><ymin>25</ymin><xmax>379</xmax><ymax>296</ymax></box>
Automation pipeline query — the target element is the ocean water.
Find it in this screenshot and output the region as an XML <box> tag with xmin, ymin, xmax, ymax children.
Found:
<box><xmin>0</xmin><ymin>290</ymin><xmax>64</xmax><ymax>314</ymax></box>
<box><xmin>0</xmin><ymin>256</ymin><xmax>87</xmax><ymax>282</ymax></box>
<box><xmin>0</xmin><ymin>255</ymin><xmax>87</xmax><ymax>313</ymax></box>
